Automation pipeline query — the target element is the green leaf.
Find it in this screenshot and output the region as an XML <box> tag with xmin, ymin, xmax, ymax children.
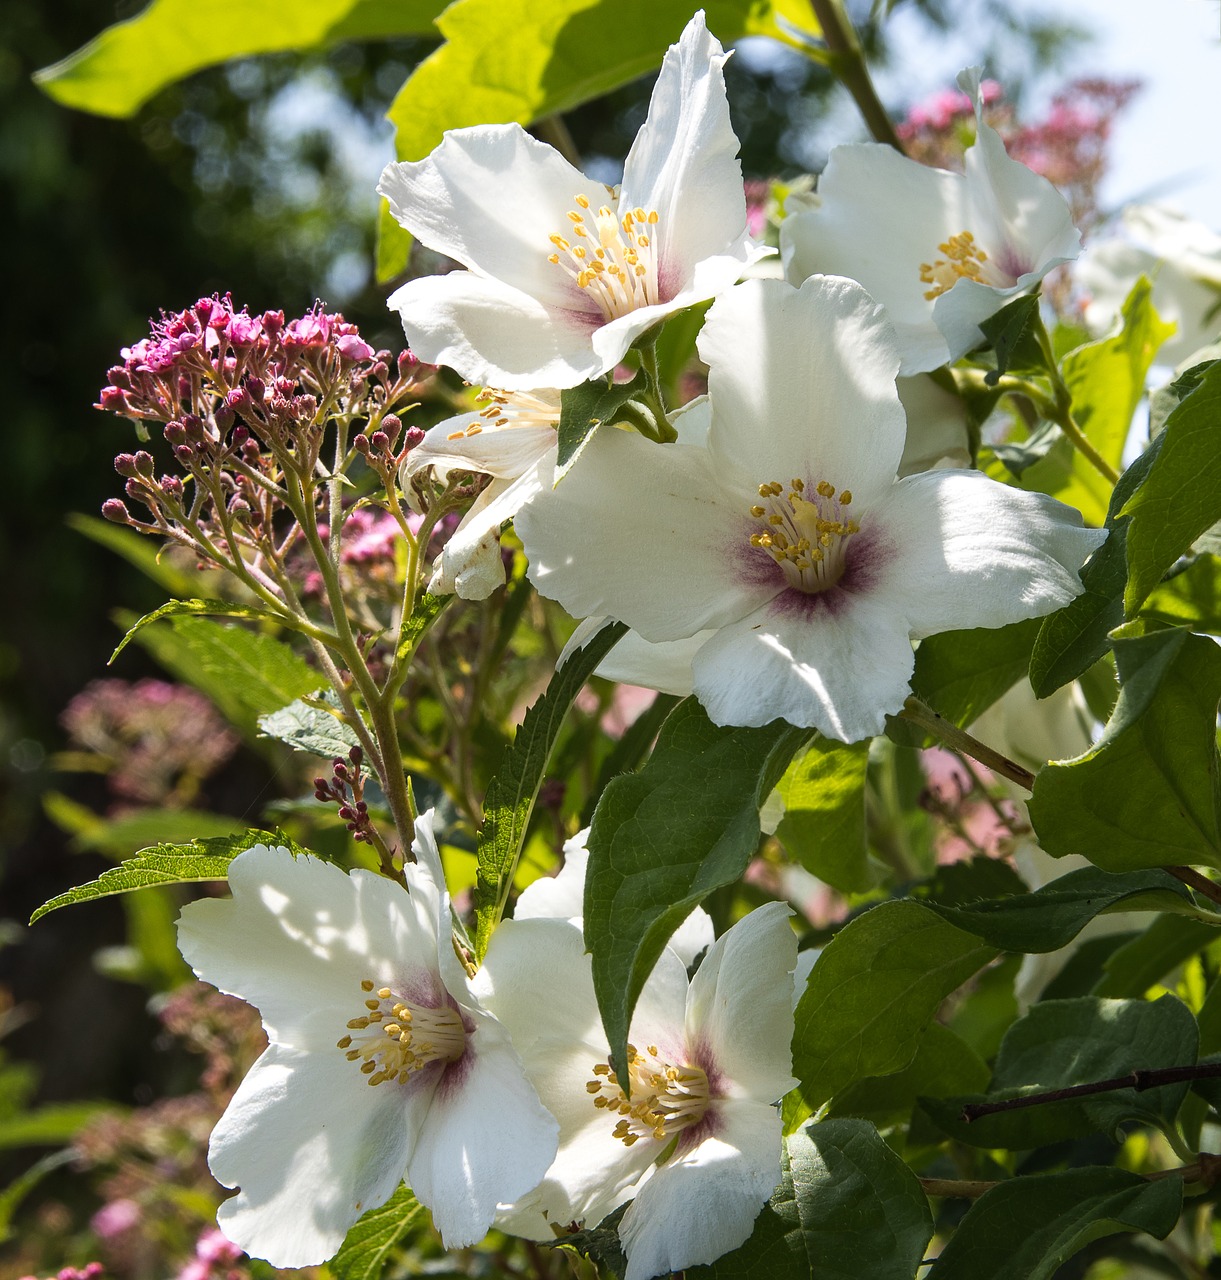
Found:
<box><xmin>586</xmin><ymin>698</ymin><xmax>806</xmax><ymax>1078</ymax></box>
<box><xmin>1123</xmin><ymin>360</ymin><xmax>1221</xmax><ymax>613</ymax></box>
<box><xmin>928</xmin><ymin>1167</ymin><xmax>1181</xmax><ymax>1280</ymax></box>
<box><xmin>827</xmin><ymin>1022</ymin><xmax>989</xmax><ymax>1130</ymax></box>
<box><xmin>258</xmin><ymin>690</ymin><xmax>362</xmax><ymax>759</ymax></box>
<box><xmin>688</xmin><ymin>1120</ymin><xmax>932</xmax><ymax>1280</ymax></box>
<box><xmin>792</xmin><ymin>900</ymin><xmax>996</xmax><ymax>1111</ymax></box>
<box><xmin>395</xmin><ymin>591</ymin><xmax>446</xmax><ymax>664</ymax></box>
<box><xmin>774</xmin><ymin>738</ymin><xmax>872</xmax><ymax>894</ymax></box>
<box><xmin>686</xmin><ymin>1122</ymin><xmax>929</xmax><ymax>1280</ymax></box>
<box><xmin>556</xmin><ymin>373</ymin><xmax>647</xmax><ymax>481</ymax></box>
<box><xmin>1029</xmin><ymin>429</ymin><xmax>1166</xmax><ymax>696</ymax></box>
<box><xmin>1028</xmin><ymin>625</ymin><xmax>1221</xmax><ymax>871</ymax></box>
<box><xmin>0</xmin><ymin>1102</ymin><xmax>117</xmax><ymax>1150</ymax></box>
<box><xmin>473</xmin><ymin>622</ymin><xmax>627</xmax><ymax>960</ymax></box>
<box><xmin>35</xmin><ymin>0</ymin><xmax>444</xmax><ymax>118</ymax></box>
<box><xmin>979</xmin><ymin>294</ymin><xmax>1045</xmax><ymax>384</ymax></box>
<box><xmin>1149</xmin><ymin>354</ymin><xmax>1220</xmax><ymax>438</ymax></box>
<box><xmin>1142</xmin><ymin>554</ymin><xmax>1221</xmax><ymax>633</ymax></box>
<box><xmin>129</xmin><ymin>615</ymin><xmax>323</xmax><ymax>738</ymax></box>
<box><xmin>330</xmin><ymin>1184</ymin><xmax>430</xmax><ymax>1280</ymax></box>
<box><xmin>922</xmin><ymin>866</ymin><xmax>1199</xmax><ymax>953</ymax></box>
<box><xmin>30</xmin><ymin>829</ymin><xmax>307</xmax><ymax>923</ymax></box>
<box><xmin>385</xmin><ymin>0</ymin><xmax>816</xmax><ymax>164</ymax></box>
<box><xmin>1093</xmin><ymin>914</ymin><xmax>1220</xmax><ymax>998</ymax></box>
<box><xmin>581</xmin><ymin>692</ymin><xmax>682</xmax><ymax>826</ymax></box>
<box><xmin>110</xmin><ymin>597</ymin><xmax>302</xmax><ymax>662</ymax></box>
<box><xmin>921</xmin><ymin>994</ymin><xmax>1198</xmax><ymax>1150</ymax></box>
<box><xmin>67</xmin><ymin>513</ymin><xmax>208</xmax><ymax>597</ymax></box>
<box><xmin>0</xmin><ymin>1150</ymin><xmax>77</xmax><ymax>1244</ymax></box>
<box><xmin>890</xmin><ymin>618</ymin><xmax>1041</xmax><ymax>746</ymax></box>
<box><xmin>1022</xmin><ymin>277</ymin><xmax>1172</xmax><ymax>527</ymax></box>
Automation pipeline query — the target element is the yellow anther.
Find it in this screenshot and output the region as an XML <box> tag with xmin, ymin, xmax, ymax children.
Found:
<box><xmin>817</xmin><ymin>480</ymin><xmax>835</xmax><ymax>498</ymax></box>
<box><xmin>361</xmin><ymin>979</ymin><xmax>375</xmax><ymax>991</ymax></box>
<box><xmin>575</xmin><ymin>194</ymin><xmax>590</xmax><ymax>208</ymax></box>
<box><xmin>547</xmin><ymin>253</ymin><xmax>560</xmax><ymax>264</ymax></box>
<box><xmin>550</xmin><ymin>234</ymin><xmax>569</xmax><ymax>249</ymax></box>
<box><xmin>336</xmin><ymin>1035</ymin><xmax>352</xmax><ymax>1049</ymax></box>
<box><xmin>839</xmin><ymin>490</ymin><xmax>852</xmax><ymax>504</ymax></box>
<box><xmin>647</xmin><ymin>210</ymin><xmax>658</xmax><ymax>223</ymax></box>
<box><xmin>750</xmin><ymin>504</ymin><xmax>766</xmax><ymax>517</ymax></box>
<box><xmin>568</xmin><ymin>210</ymin><xmax>583</xmax><ymax>223</ymax></box>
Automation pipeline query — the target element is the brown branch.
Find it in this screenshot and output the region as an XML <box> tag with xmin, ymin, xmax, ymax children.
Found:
<box><xmin>899</xmin><ymin>697</ymin><xmax>1037</xmax><ymax>792</ymax></box>
<box><xmin>1168</xmin><ymin>865</ymin><xmax>1221</xmax><ymax>907</ymax></box>
<box><xmin>921</xmin><ymin>1156</ymin><xmax>1221</xmax><ymax>1200</ymax></box>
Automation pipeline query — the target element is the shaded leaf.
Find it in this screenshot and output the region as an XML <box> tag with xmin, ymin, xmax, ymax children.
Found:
<box><xmin>258</xmin><ymin>690</ymin><xmax>362</xmax><ymax>759</ymax></box>
<box><xmin>979</xmin><ymin>293</ymin><xmax>1045</xmax><ymax>384</ymax></box>
<box><xmin>586</xmin><ymin>698</ymin><xmax>806</xmax><ymax>1077</ymax></box>
<box><xmin>474</xmin><ymin>622</ymin><xmax>627</xmax><ymax>959</ymax></box>
<box><xmin>111</xmin><ymin>597</ymin><xmax>300</xmax><ymax>662</ymax></box>
<box><xmin>556</xmin><ymin>372</ymin><xmax>647</xmax><ymax>481</ymax></box>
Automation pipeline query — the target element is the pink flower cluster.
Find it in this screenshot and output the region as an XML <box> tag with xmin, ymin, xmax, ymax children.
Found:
<box><xmin>897</xmin><ymin>79</ymin><xmax>1002</xmax><ymax>139</ymax></box>
<box><xmin>19</xmin><ymin>1266</ymin><xmax>104</xmax><ymax>1280</ymax></box>
<box><xmin>176</xmin><ymin>1229</ymin><xmax>244</xmax><ymax>1280</ymax></box>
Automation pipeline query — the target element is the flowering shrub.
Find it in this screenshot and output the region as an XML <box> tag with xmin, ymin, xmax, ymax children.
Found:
<box><xmin>16</xmin><ymin>4</ymin><xmax>1221</xmax><ymax>1280</ymax></box>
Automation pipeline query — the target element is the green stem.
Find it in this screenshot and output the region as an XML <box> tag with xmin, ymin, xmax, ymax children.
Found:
<box><xmin>805</xmin><ymin>0</ymin><xmax>905</xmax><ymax>152</ymax></box>
<box><xmin>900</xmin><ymin>697</ymin><xmax>1036</xmax><ymax>792</ymax></box>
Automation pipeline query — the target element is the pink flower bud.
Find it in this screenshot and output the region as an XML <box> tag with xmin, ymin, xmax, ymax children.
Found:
<box><xmin>336</xmin><ymin>333</ymin><xmax>375</xmax><ymax>361</ymax></box>
<box><xmin>114</xmin><ymin>453</ymin><xmax>139</xmax><ymax>477</ymax></box>
<box><xmin>102</xmin><ymin>499</ymin><xmax>130</xmax><ymax>523</ymax></box>
<box><xmin>133</xmin><ymin>451</ymin><xmax>155</xmax><ymax>477</ymax></box>
<box><xmin>164</xmin><ymin>421</ymin><xmax>187</xmax><ymax>446</ymax></box>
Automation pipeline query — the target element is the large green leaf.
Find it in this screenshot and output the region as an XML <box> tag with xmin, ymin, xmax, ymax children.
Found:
<box><xmin>0</xmin><ymin>1102</ymin><xmax>117</xmax><ymax>1151</ymax></box>
<box><xmin>36</xmin><ymin>0</ymin><xmax>444</xmax><ymax>118</ymax></box>
<box><xmin>111</xmin><ymin>597</ymin><xmax>303</xmax><ymax>662</ymax></box>
<box><xmin>129</xmin><ymin>615</ymin><xmax>323</xmax><ymax>739</ymax></box>
<box><xmin>687</xmin><ymin>1120</ymin><xmax>932</xmax><ymax>1280</ymax></box>
<box><xmin>258</xmin><ymin>690</ymin><xmax>364</xmax><ymax>759</ymax></box>
<box><xmin>68</xmin><ymin>513</ymin><xmax>209</xmax><ymax>598</ymax></box>
<box><xmin>774</xmin><ymin>738</ymin><xmax>872</xmax><ymax>894</ymax></box>
<box><xmin>1022</xmin><ymin>277</ymin><xmax>1172</xmax><ymax>526</ymax></box>
<box><xmin>1142</xmin><ymin>553</ymin><xmax>1221</xmax><ymax>634</ymax></box>
<box><xmin>378</xmin><ymin>0</ymin><xmax>820</xmax><ymax>275</ymax></box>
<box><xmin>30</xmin><ymin>829</ymin><xmax>309</xmax><ymax>923</ymax></box>
<box><xmin>473</xmin><ymin>622</ymin><xmax>627</xmax><ymax>959</ymax></box>
<box><xmin>928</xmin><ymin>1167</ymin><xmax>1181</xmax><ymax>1280</ymax></box>
<box><xmin>921</xmin><ymin>994</ymin><xmax>1198</xmax><ymax>1150</ymax></box>
<box><xmin>922</xmin><ymin>866</ymin><xmax>1202</xmax><ymax>953</ymax></box>
<box><xmin>586</xmin><ymin>698</ymin><xmax>806</xmax><ymax>1078</ymax></box>
<box><xmin>1122</xmin><ymin>359</ymin><xmax>1221</xmax><ymax>613</ymax></box>
<box><xmin>331</xmin><ymin>1184</ymin><xmax>430</xmax><ymax>1280</ymax></box>
<box><xmin>556</xmin><ymin>372</ymin><xmax>647</xmax><ymax>482</ymax></box>
<box><xmin>791</xmin><ymin>900</ymin><xmax>996</xmax><ymax>1111</ymax></box>
<box><xmin>1093</xmin><ymin>914</ymin><xmax>1221</xmax><ymax>998</ymax></box>
<box><xmin>1028</xmin><ymin>624</ymin><xmax>1221</xmax><ymax>871</ymax></box>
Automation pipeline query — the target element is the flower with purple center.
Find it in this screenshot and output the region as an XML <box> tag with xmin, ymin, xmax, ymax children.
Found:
<box><xmin>475</xmin><ymin>901</ymin><xmax>797</xmax><ymax>1280</ymax></box>
<box><xmin>176</xmin><ymin>813</ymin><xmax>558</xmax><ymax>1267</ymax></box>
<box><xmin>516</xmin><ymin>274</ymin><xmax>1107</xmax><ymax>742</ymax></box>
<box><xmin>376</xmin><ymin>11</ymin><xmax>765</xmax><ymax>390</ymax></box>
<box><xmin>780</xmin><ymin>68</ymin><xmax>1081</xmax><ymax>374</ymax></box>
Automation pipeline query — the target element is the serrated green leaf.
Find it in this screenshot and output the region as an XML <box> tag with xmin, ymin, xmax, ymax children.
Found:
<box><xmin>1123</xmin><ymin>360</ymin><xmax>1221</xmax><ymax>613</ymax></box>
<box><xmin>30</xmin><ymin>829</ymin><xmax>308</xmax><ymax>923</ymax></box>
<box><xmin>395</xmin><ymin>591</ymin><xmax>446</xmax><ymax>663</ymax></box>
<box><xmin>792</xmin><ymin>900</ymin><xmax>996</xmax><ymax>1111</ymax></box>
<box><xmin>775</xmin><ymin>738</ymin><xmax>872</xmax><ymax>894</ymax></box>
<box><xmin>688</xmin><ymin>1120</ymin><xmax>932</xmax><ymax>1280</ymax></box>
<box><xmin>924</xmin><ymin>995</ymin><xmax>1198</xmax><ymax>1150</ymax></box>
<box><xmin>1022</xmin><ymin>277</ymin><xmax>1172</xmax><ymax>527</ymax></box>
<box><xmin>473</xmin><ymin>622</ymin><xmax>627</xmax><ymax>959</ymax></box>
<box><xmin>556</xmin><ymin>373</ymin><xmax>647</xmax><ymax>481</ymax></box>
<box><xmin>35</xmin><ymin>0</ymin><xmax>443</xmax><ymax>118</ymax></box>
<box><xmin>129</xmin><ymin>615</ymin><xmax>323</xmax><ymax>739</ymax></box>
<box><xmin>1094</xmin><ymin>914</ymin><xmax>1220</xmax><ymax>998</ymax></box>
<box><xmin>258</xmin><ymin>690</ymin><xmax>362</xmax><ymax>759</ymax></box>
<box><xmin>922</xmin><ymin>866</ymin><xmax>1199</xmax><ymax>953</ymax></box>
<box><xmin>587</xmin><ymin>699</ymin><xmax>807</xmax><ymax>1078</ymax></box>
<box><xmin>1029</xmin><ymin>625</ymin><xmax>1221</xmax><ymax>871</ymax></box>
<box><xmin>111</xmin><ymin>597</ymin><xmax>301</xmax><ymax>662</ymax></box>
<box><xmin>330</xmin><ymin>1184</ymin><xmax>430</xmax><ymax>1280</ymax></box>
<box><xmin>929</xmin><ymin>1166</ymin><xmax>1180</xmax><ymax>1280</ymax></box>
<box><xmin>889</xmin><ymin>617</ymin><xmax>1041</xmax><ymax>747</ymax></box>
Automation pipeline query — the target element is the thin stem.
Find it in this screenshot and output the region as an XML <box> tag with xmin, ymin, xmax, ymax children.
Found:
<box><xmin>535</xmin><ymin>114</ymin><xmax>581</xmax><ymax>168</ymax></box>
<box><xmin>900</xmin><ymin>697</ymin><xmax>1036</xmax><ymax>792</ymax></box>
<box><xmin>805</xmin><ymin>0</ymin><xmax>905</xmax><ymax>152</ymax></box>
<box><xmin>1168</xmin><ymin>865</ymin><xmax>1221</xmax><ymax>908</ymax></box>
<box><xmin>919</xmin><ymin>1177</ymin><xmax>998</xmax><ymax>1199</ymax></box>
<box><xmin>922</xmin><ymin>1157</ymin><xmax>1221</xmax><ymax>1200</ymax></box>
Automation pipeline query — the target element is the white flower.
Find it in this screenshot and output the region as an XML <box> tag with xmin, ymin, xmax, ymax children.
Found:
<box><xmin>516</xmin><ymin>275</ymin><xmax>1107</xmax><ymax>742</ymax></box>
<box><xmin>176</xmin><ymin>816</ymin><xmax>558</xmax><ymax>1267</ymax></box>
<box><xmin>475</xmin><ymin>902</ymin><xmax>797</xmax><ymax>1280</ymax></box>
<box><xmin>403</xmin><ymin>388</ymin><xmax>560</xmax><ymax>598</ymax></box>
<box><xmin>377</xmin><ymin>11</ymin><xmax>765</xmax><ymax>390</ymax></box>
<box><xmin>780</xmin><ymin>69</ymin><xmax>1081</xmax><ymax>375</ymax></box>
<box><xmin>1078</xmin><ymin>204</ymin><xmax>1221</xmax><ymax>365</ymax></box>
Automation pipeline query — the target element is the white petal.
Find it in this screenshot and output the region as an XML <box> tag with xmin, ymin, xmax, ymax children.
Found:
<box><xmin>669</xmin><ymin>908</ymin><xmax>715</xmax><ymax>971</ymax></box>
<box><xmin>897</xmin><ymin>374</ymin><xmax>971</xmax><ymax>476</ymax></box>
<box><xmin>698</xmin><ymin>277</ymin><xmax>906</xmax><ymax>509</ymax></box>
<box><xmin>629</xmin><ymin>943</ymin><xmax>691</xmax><ymax>1062</ymax></box>
<box><xmin>514</xmin><ymin>833</ymin><xmax>590</xmax><ymax>922</ymax></box>
<box><xmin>177</xmin><ymin>848</ymin><xmax>436</xmax><ymax>1051</ymax></box>
<box><xmin>1124</xmin><ymin>203</ymin><xmax>1221</xmax><ymax>286</ymax></box>
<box><xmin>691</xmin><ymin>592</ymin><xmax>918</xmax><ymax>741</ymax></box>
<box><xmin>516</xmin><ymin>427</ymin><xmax>775</xmax><ymax>642</ymax></box>
<box><xmin>408</xmin><ymin>1011</ymin><xmax>559</xmax><ymax>1247</ymax></box>
<box><xmin>684</xmin><ymin>903</ymin><xmax>797</xmax><ymax>1102</ymax></box>
<box><xmin>405</xmin><ymin>416</ymin><xmax>557</xmax><ymax>485</ymax></box>
<box><xmin>378</xmin><ymin>126</ymin><xmax>593</xmax><ymax>311</ymax></box>
<box><xmin>209</xmin><ymin>1042</ymin><xmax>421</xmax><ymax>1267</ymax></box>
<box><xmin>868</xmin><ymin>469</ymin><xmax>1108</xmax><ymax>639</ymax></box>
<box><xmin>619</xmin><ymin>13</ymin><xmax>755</xmax><ymax>296</ymax></box>
<box><xmin>386</xmin><ymin>271</ymin><xmax>604</xmax><ymax>389</ymax></box>
<box><xmin>618</xmin><ymin>1098</ymin><xmax>783</xmax><ymax>1280</ymax></box>
<box><xmin>596</xmin><ymin>629</ymin><xmax>705</xmax><ymax>697</ymax></box>
<box><xmin>780</xmin><ymin>145</ymin><xmax>967</xmax><ymax>373</ymax></box>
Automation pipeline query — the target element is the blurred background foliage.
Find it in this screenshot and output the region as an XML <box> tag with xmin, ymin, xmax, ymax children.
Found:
<box><xmin>0</xmin><ymin>0</ymin><xmax>1092</xmax><ymax>1272</ymax></box>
